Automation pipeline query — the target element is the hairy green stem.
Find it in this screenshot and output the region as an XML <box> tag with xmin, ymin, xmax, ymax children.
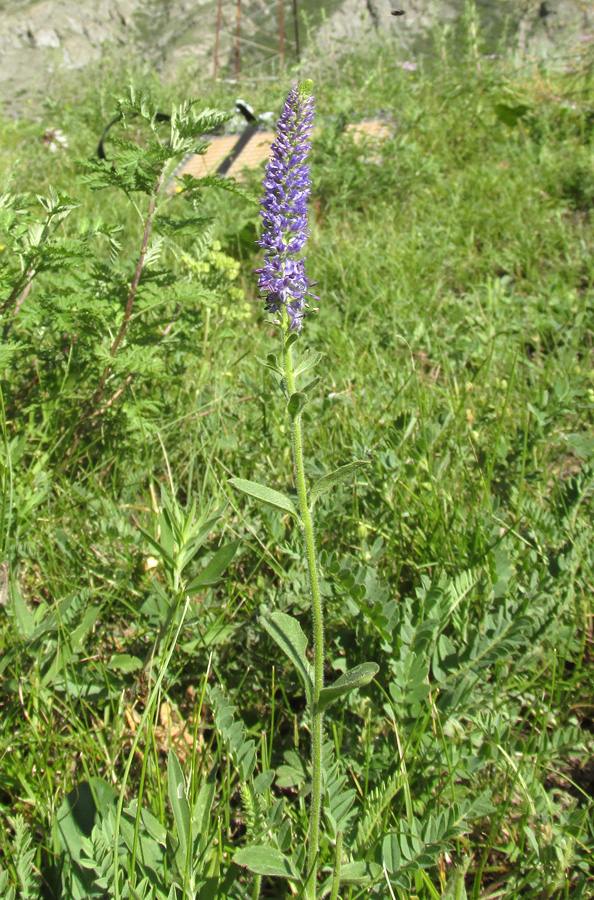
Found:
<box><xmin>283</xmin><ymin>327</ymin><xmax>324</xmax><ymax>900</ymax></box>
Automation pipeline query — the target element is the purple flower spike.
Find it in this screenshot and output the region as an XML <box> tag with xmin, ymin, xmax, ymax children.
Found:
<box><xmin>256</xmin><ymin>80</ymin><xmax>317</xmax><ymax>332</ymax></box>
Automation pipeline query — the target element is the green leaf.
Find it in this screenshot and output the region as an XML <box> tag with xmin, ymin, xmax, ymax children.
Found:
<box><xmin>229</xmin><ymin>478</ymin><xmax>299</xmax><ymax>520</ymax></box>
<box><xmin>193</xmin><ymin>765</ymin><xmax>217</xmax><ymax>840</ymax></box>
<box><xmin>56</xmin><ymin>778</ymin><xmax>118</xmax><ymax>857</ymax></box>
<box><xmin>158</xmin><ymin>509</ymin><xmax>175</xmax><ymax>559</ymax></box>
<box><xmin>302</xmin><ymin>375</ymin><xmax>322</xmax><ymax>396</ymax></box>
<box><xmin>70</xmin><ymin>604</ymin><xmax>102</xmax><ymax>648</ymax></box>
<box><xmin>11</xmin><ymin>585</ymin><xmax>35</xmax><ymax>640</ymax></box>
<box><xmin>293</xmin><ymin>349</ymin><xmax>322</xmax><ymax>378</ymax></box>
<box><xmin>120</xmin><ymin>801</ymin><xmax>166</xmax><ymax>872</ymax></box>
<box><xmin>255</xmin><ymin>353</ymin><xmax>283</xmax><ymax>376</ymax></box>
<box><xmin>309</xmin><ymin>460</ymin><xmax>371</xmax><ymax>509</ymax></box>
<box><xmin>233</xmin><ymin>845</ymin><xmax>301</xmax><ymax>880</ymax></box>
<box><xmin>168</xmin><ymin>750</ymin><xmax>191</xmax><ymax>857</ymax></box>
<box><xmin>317</xmin><ymin>662</ymin><xmax>379</xmax><ymax>712</ymax></box>
<box><xmin>261</xmin><ymin>611</ymin><xmax>313</xmax><ymax>703</ymax></box>
<box><xmin>137</xmin><ymin>524</ymin><xmax>175</xmax><ymax>568</ymax></box>
<box><xmin>186</xmin><ymin>540</ymin><xmax>240</xmax><ymax>593</ymax></box>
<box><xmin>322</xmin><ymin>861</ymin><xmax>382</xmax><ymax>885</ymax></box>
<box><xmin>254</xmin><ymin>769</ymin><xmax>275</xmax><ymax>794</ymax></box>
<box><xmin>382</xmin><ymin>832</ymin><xmax>402</xmax><ymax>873</ymax></box>
<box><xmin>186</xmin><ymin>505</ymin><xmax>228</xmax><ymax>557</ymax></box>
<box><xmin>288</xmin><ymin>391</ymin><xmax>308</xmax><ymax>417</ymax></box>
<box><xmin>107</xmin><ymin>653</ymin><xmax>143</xmax><ymax>672</ymax></box>
<box><xmin>494</xmin><ymin>103</ymin><xmax>530</xmax><ymax>128</ymax></box>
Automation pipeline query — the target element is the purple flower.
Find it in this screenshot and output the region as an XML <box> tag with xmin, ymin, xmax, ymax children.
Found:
<box><xmin>255</xmin><ymin>81</ymin><xmax>318</xmax><ymax>332</ymax></box>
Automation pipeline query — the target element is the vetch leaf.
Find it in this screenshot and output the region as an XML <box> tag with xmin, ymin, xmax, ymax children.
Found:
<box><xmin>229</xmin><ymin>478</ymin><xmax>299</xmax><ymax>520</ymax></box>
<box><xmin>233</xmin><ymin>844</ymin><xmax>301</xmax><ymax>880</ymax></box>
<box><xmin>120</xmin><ymin>802</ymin><xmax>166</xmax><ymax>872</ymax></box>
<box><xmin>254</xmin><ymin>769</ymin><xmax>275</xmax><ymax>794</ymax></box>
<box><xmin>382</xmin><ymin>832</ymin><xmax>402</xmax><ymax>873</ymax></box>
<box><xmin>309</xmin><ymin>460</ymin><xmax>371</xmax><ymax>509</ymax></box>
<box><xmin>327</xmin><ymin>861</ymin><xmax>382</xmax><ymax>884</ymax></box>
<box><xmin>186</xmin><ymin>540</ymin><xmax>240</xmax><ymax>593</ymax></box>
<box><xmin>317</xmin><ymin>662</ymin><xmax>379</xmax><ymax>712</ymax></box>
<box><xmin>261</xmin><ymin>611</ymin><xmax>313</xmax><ymax>702</ymax></box>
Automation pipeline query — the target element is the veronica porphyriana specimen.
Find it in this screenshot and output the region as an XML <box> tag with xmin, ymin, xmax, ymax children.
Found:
<box><xmin>255</xmin><ymin>80</ymin><xmax>318</xmax><ymax>332</ymax></box>
<box><xmin>231</xmin><ymin>81</ymin><xmax>377</xmax><ymax>900</ymax></box>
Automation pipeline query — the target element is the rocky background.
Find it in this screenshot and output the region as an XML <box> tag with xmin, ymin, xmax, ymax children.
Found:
<box><xmin>0</xmin><ymin>0</ymin><xmax>591</xmax><ymax>112</ymax></box>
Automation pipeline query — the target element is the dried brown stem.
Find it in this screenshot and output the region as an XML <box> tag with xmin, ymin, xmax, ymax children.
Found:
<box><xmin>2</xmin><ymin>278</ymin><xmax>33</xmax><ymax>341</ymax></box>
<box><xmin>93</xmin><ymin>166</ymin><xmax>166</xmax><ymax>403</ymax></box>
<box><xmin>1</xmin><ymin>268</ymin><xmax>35</xmax><ymax>315</ymax></box>
<box><xmin>91</xmin><ymin>374</ymin><xmax>134</xmax><ymax>419</ymax></box>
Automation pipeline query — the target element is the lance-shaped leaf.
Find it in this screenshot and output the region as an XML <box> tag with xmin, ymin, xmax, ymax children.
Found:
<box><xmin>167</xmin><ymin>750</ymin><xmax>190</xmax><ymax>857</ymax></box>
<box><xmin>255</xmin><ymin>352</ymin><xmax>283</xmax><ymax>376</ymax></box>
<box><xmin>229</xmin><ymin>478</ymin><xmax>299</xmax><ymax>521</ymax></box>
<box><xmin>234</xmin><ymin>845</ymin><xmax>301</xmax><ymax>881</ymax></box>
<box><xmin>186</xmin><ymin>540</ymin><xmax>240</xmax><ymax>593</ymax></box>
<box><xmin>317</xmin><ymin>662</ymin><xmax>379</xmax><ymax>713</ymax></box>
<box><xmin>302</xmin><ymin>375</ymin><xmax>321</xmax><ymax>396</ymax></box>
<box><xmin>261</xmin><ymin>611</ymin><xmax>313</xmax><ymax>703</ymax></box>
<box><xmin>187</xmin><ymin>504</ymin><xmax>229</xmax><ymax>557</ymax></box>
<box><xmin>287</xmin><ymin>391</ymin><xmax>308</xmax><ymax>418</ymax></box>
<box><xmin>137</xmin><ymin>523</ymin><xmax>175</xmax><ymax>568</ymax></box>
<box><xmin>193</xmin><ymin>765</ymin><xmax>217</xmax><ymax>840</ymax></box>
<box><xmin>293</xmin><ymin>349</ymin><xmax>322</xmax><ymax>378</ymax></box>
<box><xmin>309</xmin><ymin>460</ymin><xmax>371</xmax><ymax>509</ymax></box>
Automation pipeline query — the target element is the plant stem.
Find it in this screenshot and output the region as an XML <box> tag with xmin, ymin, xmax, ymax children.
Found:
<box><xmin>94</xmin><ymin>164</ymin><xmax>166</xmax><ymax>403</ymax></box>
<box><xmin>329</xmin><ymin>832</ymin><xmax>343</xmax><ymax>900</ymax></box>
<box><xmin>283</xmin><ymin>327</ymin><xmax>324</xmax><ymax>900</ymax></box>
<box><xmin>2</xmin><ymin>278</ymin><xmax>33</xmax><ymax>342</ymax></box>
<box><xmin>113</xmin><ymin>595</ymin><xmax>189</xmax><ymax>900</ymax></box>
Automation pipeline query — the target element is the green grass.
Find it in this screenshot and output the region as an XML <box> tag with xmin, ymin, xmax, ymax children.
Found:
<box><xmin>1</xmin><ymin>28</ymin><xmax>594</xmax><ymax>900</ymax></box>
